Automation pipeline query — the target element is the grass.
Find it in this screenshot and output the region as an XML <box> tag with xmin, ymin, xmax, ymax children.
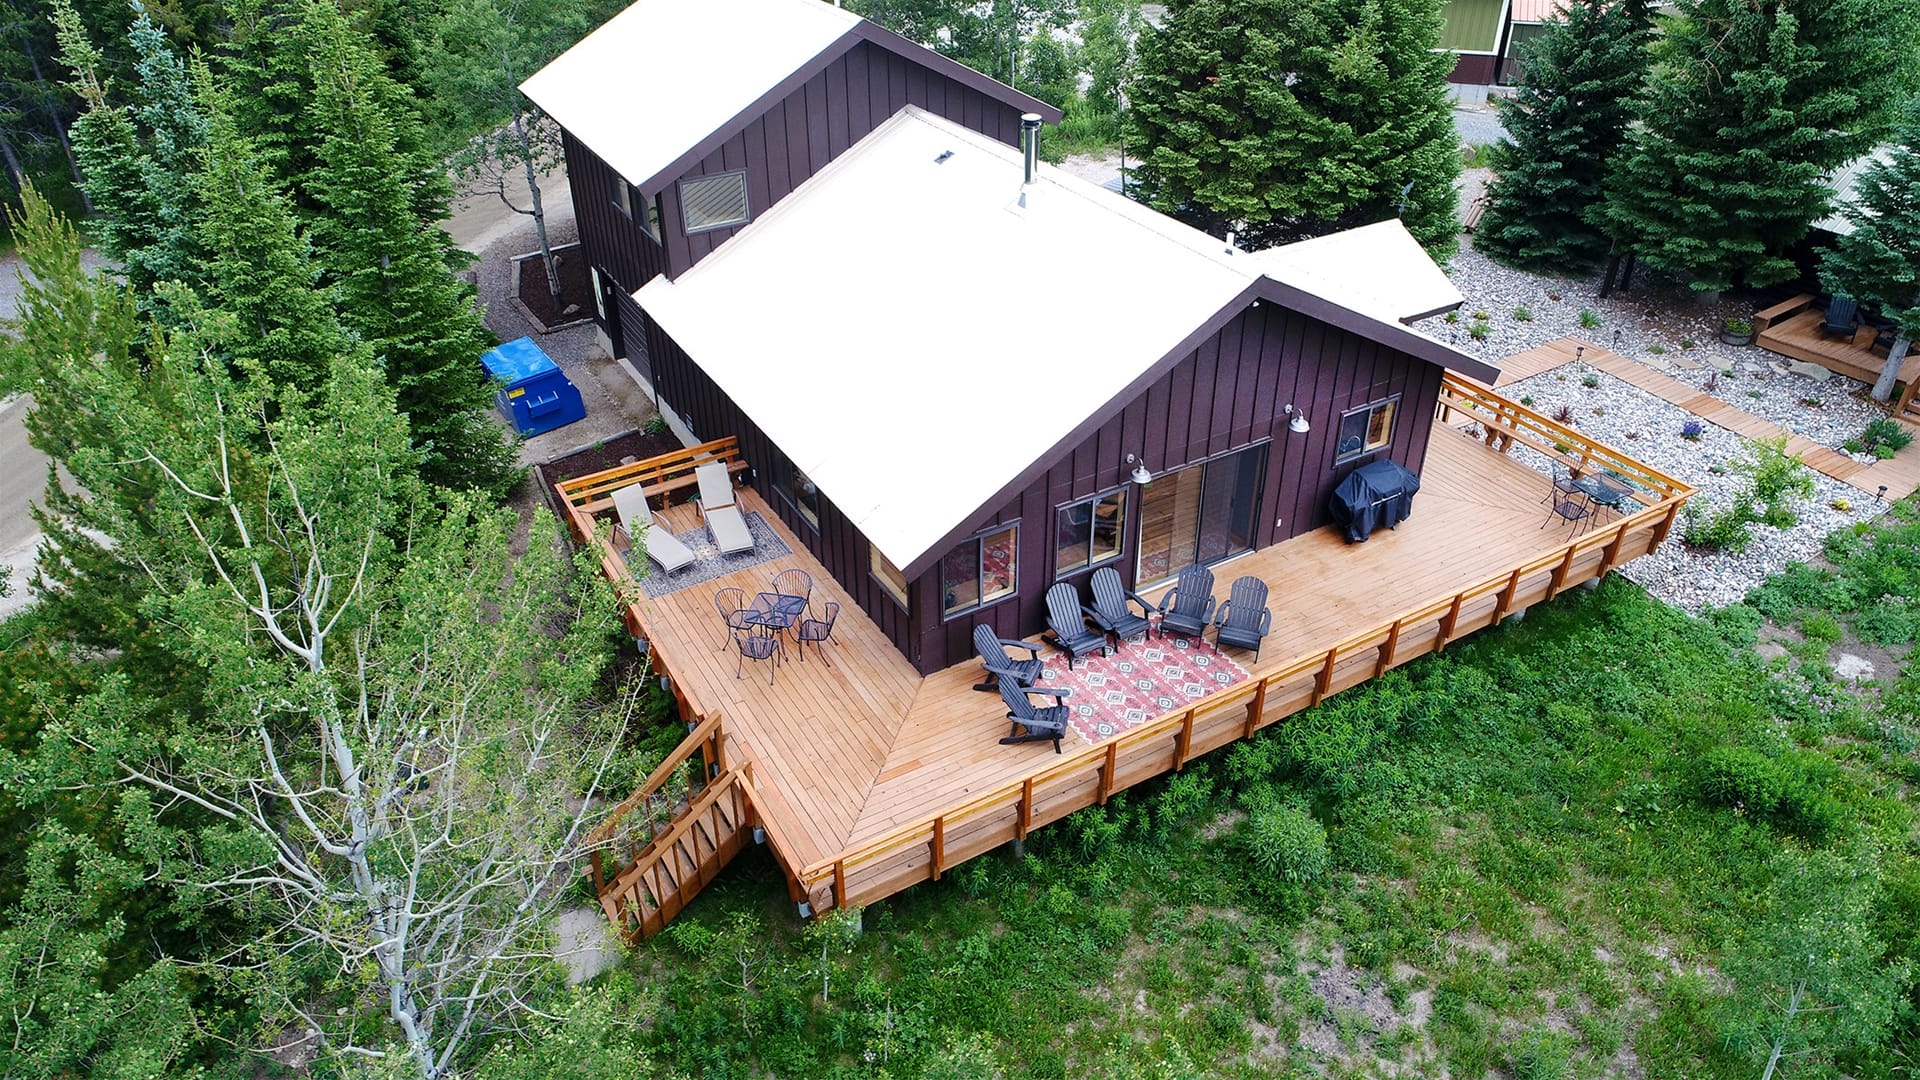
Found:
<box><xmin>503</xmin><ymin>529</ymin><xmax>1920</xmax><ymax>1078</ymax></box>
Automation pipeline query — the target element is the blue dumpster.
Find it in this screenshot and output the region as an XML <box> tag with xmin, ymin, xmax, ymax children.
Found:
<box><xmin>480</xmin><ymin>336</ymin><xmax>586</xmax><ymax>438</ymax></box>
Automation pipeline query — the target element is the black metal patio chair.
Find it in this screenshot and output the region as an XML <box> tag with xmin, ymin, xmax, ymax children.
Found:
<box><xmin>1044</xmin><ymin>582</ymin><xmax>1109</xmax><ymax>668</ymax></box>
<box><xmin>1086</xmin><ymin>566</ymin><xmax>1153</xmax><ymax>644</ymax></box>
<box><xmin>772</xmin><ymin>568</ymin><xmax>813</xmax><ymax>617</ymax></box>
<box><xmin>996</xmin><ymin>673</ymin><xmax>1069</xmax><ymax>752</ymax></box>
<box><xmin>1540</xmin><ymin>463</ymin><xmax>1583</xmax><ymax>507</ymax></box>
<box><xmin>1155</xmin><ymin>564</ymin><xmax>1216</xmax><ymax>640</ymax></box>
<box><xmin>1542</xmin><ymin>487</ymin><xmax>1594</xmax><ymax>539</ymax></box>
<box><xmin>712</xmin><ymin>586</ymin><xmax>759</xmax><ymax>651</ymax></box>
<box><xmin>795</xmin><ymin>601</ymin><xmax>839</xmax><ymax>665</ymax></box>
<box><xmin>733</xmin><ymin>627</ymin><xmax>779</xmax><ymax>684</ymax></box>
<box><xmin>1212</xmin><ymin>576</ymin><xmax>1272</xmax><ymax>663</ymax></box>
<box><xmin>973</xmin><ymin>622</ymin><xmax>1044</xmax><ymax>691</ymax></box>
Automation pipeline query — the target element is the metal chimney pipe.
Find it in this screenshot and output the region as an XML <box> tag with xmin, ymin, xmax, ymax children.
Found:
<box><xmin>1020</xmin><ymin>113</ymin><xmax>1042</xmax><ymax>186</ymax></box>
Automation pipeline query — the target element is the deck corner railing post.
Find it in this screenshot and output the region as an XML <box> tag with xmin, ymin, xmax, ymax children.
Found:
<box><xmin>930</xmin><ymin>819</ymin><xmax>945</xmax><ymax>881</ymax></box>
<box><xmin>1098</xmin><ymin>742</ymin><xmax>1118</xmax><ymax>805</ymax></box>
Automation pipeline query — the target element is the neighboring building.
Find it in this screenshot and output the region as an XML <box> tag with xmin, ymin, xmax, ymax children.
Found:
<box><xmin>528</xmin><ymin>0</ymin><xmax>1499</xmax><ymax>676</ymax></box>
<box><xmin>1438</xmin><ymin>0</ymin><xmax>1516</xmax><ymax>86</ymax></box>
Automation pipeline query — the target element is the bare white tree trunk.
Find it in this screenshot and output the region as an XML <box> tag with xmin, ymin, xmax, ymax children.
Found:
<box><xmin>1872</xmin><ymin>332</ymin><xmax>1911</xmax><ymax>403</ymax></box>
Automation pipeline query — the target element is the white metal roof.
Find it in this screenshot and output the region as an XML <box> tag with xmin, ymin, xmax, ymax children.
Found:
<box><xmin>1247</xmin><ymin>220</ymin><xmax>1466</xmax><ymax>324</ymax></box>
<box><xmin>1813</xmin><ymin>145</ymin><xmax>1895</xmax><ymax>236</ymax></box>
<box><xmin>637</xmin><ymin>108</ymin><xmax>1479</xmax><ymax>574</ymax></box>
<box><xmin>519</xmin><ymin>0</ymin><xmax>860</xmax><ymax>192</ymax></box>
<box><xmin>639</xmin><ymin>108</ymin><xmax>1257</xmax><ymax>573</ymax></box>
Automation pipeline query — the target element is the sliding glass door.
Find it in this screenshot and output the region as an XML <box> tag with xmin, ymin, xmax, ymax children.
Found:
<box><xmin>1136</xmin><ymin>445</ymin><xmax>1266</xmax><ymax>587</ymax></box>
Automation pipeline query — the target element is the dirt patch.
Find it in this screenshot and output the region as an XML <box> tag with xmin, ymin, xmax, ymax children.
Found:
<box><xmin>515</xmin><ymin>243</ymin><xmax>595</xmax><ymax>330</ymax></box>
<box><xmin>544</xmin><ymin>429</ymin><xmax>684</xmax><ymax>483</ymax></box>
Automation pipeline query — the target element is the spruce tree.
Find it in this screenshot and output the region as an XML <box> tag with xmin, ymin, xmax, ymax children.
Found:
<box><xmin>1126</xmin><ymin>0</ymin><xmax>1461</xmax><ymax>254</ymax></box>
<box><xmin>1600</xmin><ymin>0</ymin><xmax>1919</xmax><ymax>293</ymax></box>
<box><xmin>1820</xmin><ymin>99</ymin><xmax>1920</xmax><ymax>401</ymax></box>
<box><xmin>1474</xmin><ymin>0</ymin><xmax>1648</xmax><ymax>274</ymax></box>
<box><xmin>298</xmin><ymin>0</ymin><xmax>519</xmax><ymax>494</ymax></box>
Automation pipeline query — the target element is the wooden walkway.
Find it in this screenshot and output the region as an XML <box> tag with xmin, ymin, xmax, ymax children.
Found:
<box><xmin>574</xmin><ymin>394</ymin><xmax>1691</xmax><ymax>916</ymax></box>
<box><xmin>1496</xmin><ymin>338</ymin><xmax>1920</xmax><ymax>500</ymax></box>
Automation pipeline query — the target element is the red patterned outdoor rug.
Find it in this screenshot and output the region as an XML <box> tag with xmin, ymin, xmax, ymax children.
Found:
<box><xmin>1039</xmin><ymin>631</ymin><xmax>1250</xmax><ymax>745</ymax></box>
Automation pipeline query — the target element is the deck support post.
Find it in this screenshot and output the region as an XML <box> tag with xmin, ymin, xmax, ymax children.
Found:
<box><xmin>1436</xmin><ymin>595</ymin><xmax>1465</xmax><ymax>652</ymax></box>
<box><xmin>929</xmin><ymin>819</ymin><xmax>945</xmax><ymax>881</ymax></box>
<box><xmin>1651</xmin><ymin>502</ymin><xmax>1682</xmax><ymax>547</ymax></box>
<box><xmin>1597</xmin><ymin>521</ymin><xmax>1631</xmax><ymax>577</ymax></box>
<box><xmin>1493</xmin><ymin>566</ymin><xmax>1525</xmax><ymax>621</ymax></box>
<box><xmin>1011</xmin><ymin>838</ymin><xmax>1026</xmax><ymax>857</ymax></box>
<box><xmin>1312</xmin><ymin>649</ymin><xmax>1337</xmax><ymax>706</ymax></box>
<box><xmin>1244</xmin><ymin>680</ymin><xmax>1267</xmax><ymax>739</ymax></box>
<box><xmin>1549</xmin><ymin>544</ymin><xmax>1580</xmax><ymax>596</ymax></box>
<box><xmin>1375</xmin><ymin>619</ymin><xmax>1403</xmax><ymax>677</ymax></box>
<box><xmin>1098</xmin><ymin>743</ymin><xmax>1118</xmax><ymax>805</ymax></box>
<box><xmin>1174</xmin><ymin>709</ymin><xmax>1194</xmax><ymax>770</ymax></box>
<box><xmin>1017</xmin><ymin>779</ymin><xmax>1034</xmax><ymax>840</ymax></box>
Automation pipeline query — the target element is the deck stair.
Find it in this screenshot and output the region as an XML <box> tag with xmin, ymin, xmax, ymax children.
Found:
<box><xmin>588</xmin><ymin>715</ymin><xmax>752</xmax><ymax>939</ymax></box>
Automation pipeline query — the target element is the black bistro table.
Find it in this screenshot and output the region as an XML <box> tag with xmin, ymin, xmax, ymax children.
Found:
<box><xmin>745</xmin><ymin>592</ymin><xmax>809</xmax><ymax>657</ymax></box>
<box><xmin>1575</xmin><ymin>473</ymin><xmax>1635</xmax><ymax>516</ymax></box>
<box><xmin>1329</xmin><ymin>459</ymin><xmax>1421</xmax><ymax>543</ymax></box>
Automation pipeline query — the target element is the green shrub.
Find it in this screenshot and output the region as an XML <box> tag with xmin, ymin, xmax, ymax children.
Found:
<box><xmin>1578</xmin><ymin>309</ymin><xmax>1601</xmax><ymax>329</ymax></box>
<box><xmin>1239</xmin><ymin>802</ymin><xmax>1330</xmax><ymax>887</ymax></box>
<box><xmin>1508</xmin><ymin>1030</ymin><xmax>1574</xmax><ymax>1080</ymax></box>
<box><xmin>1469</xmin><ymin>322</ymin><xmax>1491</xmax><ymax>340</ymax></box>
<box><xmin>1737</xmin><ymin>435</ymin><xmax>1815</xmax><ymax>508</ymax></box>
<box><xmin>1581</xmin><ymin>374</ymin><xmax>1600</xmax><ymax>388</ymax></box>
<box><xmin>1856</xmin><ymin>417</ymin><xmax>1914</xmax><ymax>458</ymax></box>
<box><xmin>1473</xmin><ymin>309</ymin><xmax>1490</xmax><ymax>322</ymax></box>
<box><xmin>1695</xmin><ymin>745</ymin><xmax>1843</xmax><ymax>839</ymax></box>
<box><xmin>1682</xmin><ymin>493</ymin><xmax>1759</xmax><ymax>552</ymax></box>
<box><xmin>1513</xmin><ymin>306</ymin><xmax>1533</xmax><ymax>322</ymax></box>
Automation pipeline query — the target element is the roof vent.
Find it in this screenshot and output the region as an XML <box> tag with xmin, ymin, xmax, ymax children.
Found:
<box><xmin>935</xmin><ymin>150</ymin><xmax>954</xmax><ymax>164</ymax></box>
<box><xmin>1020</xmin><ymin>113</ymin><xmax>1042</xmax><ymax>187</ymax></box>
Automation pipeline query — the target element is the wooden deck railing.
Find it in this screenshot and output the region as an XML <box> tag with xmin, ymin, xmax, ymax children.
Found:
<box><xmin>555</xmin><ymin>435</ymin><xmax>747</xmax><ymax>515</ymax></box>
<box><xmin>779</xmin><ymin>388</ymin><xmax>1698</xmax><ymax>913</ymax></box>
<box><xmin>1436</xmin><ymin>372</ymin><xmax>1692</xmax><ymax>504</ymax></box>
<box><xmin>586</xmin><ymin>713</ymin><xmax>727</xmax><ymax>894</ymax></box>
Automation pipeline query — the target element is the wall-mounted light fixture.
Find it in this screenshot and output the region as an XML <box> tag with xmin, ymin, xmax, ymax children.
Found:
<box><xmin>1285</xmin><ymin>404</ymin><xmax>1310</xmax><ymax>434</ymax></box>
<box><xmin>1126</xmin><ymin>453</ymin><xmax>1153</xmax><ymax>485</ymax></box>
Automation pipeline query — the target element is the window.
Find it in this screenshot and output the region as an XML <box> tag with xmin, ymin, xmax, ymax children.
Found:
<box><xmin>679</xmin><ymin>171</ymin><xmax>750</xmax><ymax>233</ymax></box>
<box><xmin>1335</xmin><ymin>396</ymin><xmax>1399</xmax><ymax>464</ymax></box>
<box><xmin>871</xmin><ymin>546</ymin><xmax>909</xmax><ymax>608</ymax></box>
<box><xmin>1055</xmin><ymin>489</ymin><xmax>1126</xmax><ymax>574</ymax></box>
<box><xmin>768</xmin><ymin>449</ymin><xmax>819</xmax><ymax>531</ymax></box>
<box><xmin>637</xmin><ymin>192</ymin><xmax>662</xmax><ymax>243</ymax></box>
<box><xmin>611</xmin><ymin>174</ymin><xmax>631</xmax><ymax>218</ymax></box>
<box><xmin>941</xmin><ymin>525</ymin><xmax>1018</xmax><ymax>617</ymax></box>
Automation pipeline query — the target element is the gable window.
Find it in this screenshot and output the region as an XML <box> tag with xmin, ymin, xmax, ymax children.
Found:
<box><xmin>1055</xmin><ymin>489</ymin><xmax>1126</xmax><ymax>574</ymax></box>
<box><xmin>871</xmin><ymin>546</ymin><xmax>909</xmax><ymax>609</ymax></box>
<box><xmin>611</xmin><ymin>174</ymin><xmax>631</xmax><ymax>218</ymax></box>
<box><xmin>1335</xmin><ymin>396</ymin><xmax>1399</xmax><ymax>464</ymax></box>
<box><xmin>941</xmin><ymin>524</ymin><xmax>1018</xmax><ymax>617</ymax></box>
<box><xmin>679</xmin><ymin>171</ymin><xmax>751</xmax><ymax>233</ymax></box>
<box><xmin>637</xmin><ymin>192</ymin><xmax>662</xmax><ymax>242</ymax></box>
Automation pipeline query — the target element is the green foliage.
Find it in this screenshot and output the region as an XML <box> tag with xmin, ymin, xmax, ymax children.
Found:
<box><xmin>1512</xmin><ymin>305</ymin><xmax>1532</xmax><ymax>321</ymax></box>
<box><xmin>1602</xmin><ymin>0</ymin><xmax>1918</xmax><ymax>292</ymax></box>
<box><xmin>1694</xmin><ymin>745</ymin><xmax>1844</xmax><ymax>839</ymax></box>
<box><xmin>1855</xmin><ymin>416</ymin><xmax>1915</xmax><ymax>458</ymax></box>
<box><xmin>1239</xmin><ymin>797</ymin><xmax>1330</xmax><ymax>887</ymax></box>
<box><xmin>1683</xmin><ymin>493</ymin><xmax>1761</xmax><ymax>552</ymax></box>
<box><xmin>1468</xmin><ymin>321</ymin><xmax>1490</xmax><ymax>340</ymax></box>
<box><xmin>1720</xmin><ymin>847</ymin><xmax>1913</xmax><ymax>1073</ymax></box>
<box><xmin>1686</xmin><ymin>437</ymin><xmax>1815</xmax><ymax>550</ymax></box>
<box><xmin>1476</xmin><ymin>0</ymin><xmax>1650</xmax><ymax>274</ymax></box>
<box><xmin>1577</xmin><ymin>307</ymin><xmax>1600</xmax><ymax>329</ymax></box>
<box><xmin>1126</xmin><ymin>0</ymin><xmax>1462</xmax><ymax>253</ymax></box>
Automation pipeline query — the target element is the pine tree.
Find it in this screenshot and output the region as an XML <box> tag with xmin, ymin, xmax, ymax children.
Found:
<box><xmin>298</xmin><ymin>0</ymin><xmax>520</xmax><ymax>494</ymax></box>
<box><xmin>1821</xmin><ymin>99</ymin><xmax>1920</xmax><ymax>401</ymax></box>
<box><xmin>1600</xmin><ymin>0</ymin><xmax>1918</xmax><ymax>293</ymax></box>
<box><xmin>191</xmin><ymin>65</ymin><xmax>352</xmax><ymax>395</ymax></box>
<box><xmin>1126</xmin><ymin>0</ymin><xmax>1461</xmax><ymax>254</ymax></box>
<box><xmin>1474</xmin><ymin>0</ymin><xmax>1648</xmax><ymax>274</ymax></box>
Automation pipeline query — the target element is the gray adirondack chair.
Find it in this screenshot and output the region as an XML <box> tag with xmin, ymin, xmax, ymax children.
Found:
<box><xmin>1155</xmin><ymin>564</ymin><xmax>1216</xmax><ymax>639</ymax></box>
<box><xmin>996</xmin><ymin>673</ymin><xmax>1069</xmax><ymax>752</ymax></box>
<box><xmin>1086</xmin><ymin>566</ymin><xmax>1153</xmax><ymax>643</ymax></box>
<box><xmin>1822</xmin><ymin>295</ymin><xmax>1859</xmax><ymax>338</ymax></box>
<box><xmin>1212</xmin><ymin>576</ymin><xmax>1272</xmax><ymax>662</ymax></box>
<box><xmin>1044</xmin><ymin>582</ymin><xmax>1108</xmax><ymax>668</ymax></box>
<box><xmin>974</xmin><ymin>622</ymin><xmax>1043</xmax><ymax>691</ymax></box>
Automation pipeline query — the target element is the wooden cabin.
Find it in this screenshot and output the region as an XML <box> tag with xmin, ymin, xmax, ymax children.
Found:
<box><xmin>528</xmin><ymin>0</ymin><xmax>1693</xmax><ymax>934</ymax></box>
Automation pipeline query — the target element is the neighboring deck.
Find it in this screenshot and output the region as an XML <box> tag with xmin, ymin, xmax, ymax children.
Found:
<box><xmin>1753</xmin><ymin>294</ymin><xmax>1920</xmax><ymax>387</ymax></box>
<box><xmin>562</xmin><ymin>376</ymin><xmax>1692</xmax><ymax>926</ymax></box>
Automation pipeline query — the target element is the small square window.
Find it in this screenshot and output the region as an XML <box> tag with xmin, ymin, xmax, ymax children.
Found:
<box><xmin>1335</xmin><ymin>397</ymin><xmax>1399</xmax><ymax>463</ymax></box>
<box><xmin>871</xmin><ymin>546</ymin><xmax>909</xmax><ymax>609</ymax></box>
<box><xmin>679</xmin><ymin>171</ymin><xmax>751</xmax><ymax>233</ymax></box>
<box><xmin>1056</xmin><ymin>490</ymin><xmax>1126</xmax><ymax>574</ymax></box>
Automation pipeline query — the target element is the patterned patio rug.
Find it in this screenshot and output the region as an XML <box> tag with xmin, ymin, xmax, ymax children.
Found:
<box><xmin>1039</xmin><ymin>630</ymin><xmax>1250</xmax><ymax>744</ymax></box>
<box><xmin>636</xmin><ymin>513</ymin><xmax>793</xmax><ymax>598</ymax></box>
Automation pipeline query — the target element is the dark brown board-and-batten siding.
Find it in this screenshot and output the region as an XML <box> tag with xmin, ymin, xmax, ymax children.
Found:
<box><xmin>643</xmin><ymin>297</ymin><xmax>1443</xmax><ymax>675</ymax></box>
<box><xmin>912</xmin><ymin>301</ymin><xmax>1442</xmax><ymax>670</ymax></box>
<box><xmin>563</xmin><ymin>38</ymin><xmax>1033</xmax><ymax>300</ymax></box>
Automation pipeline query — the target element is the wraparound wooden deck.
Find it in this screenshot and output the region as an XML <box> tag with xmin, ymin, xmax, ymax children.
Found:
<box><xmin>565</xmin><ymin>377</ymin><xmax>1693</xmax><ymax>928</ymax></box>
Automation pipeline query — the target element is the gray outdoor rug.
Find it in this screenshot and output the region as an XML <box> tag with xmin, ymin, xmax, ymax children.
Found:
<box><xmin>637</xmin><ymin>512</ymin><xmax>793</xmax><ymax>598</ymax></box>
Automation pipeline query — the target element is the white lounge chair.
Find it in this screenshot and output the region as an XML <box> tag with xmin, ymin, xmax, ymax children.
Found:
<box><xmin>694</xmin><ymin>462</ymin><xmax>755</xmax><ymax>556</ymax></box>
<box><xmin>612</xmin><ymin>485</ymin><xmax>696</xmax><ymax>575</ymax></box>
